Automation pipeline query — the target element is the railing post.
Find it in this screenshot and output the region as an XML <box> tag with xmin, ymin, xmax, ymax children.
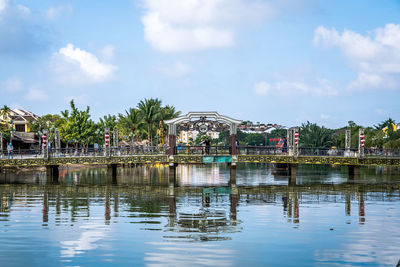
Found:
<box><xmin>358</xmin><ymin>128</ymin><xmax>365</xmax><ymax>158</ymax></box>
<box><xmin>0</xmin><ymin>133</ymin><xmax>3</xmax><ymax>158</ymax></box>
<box><xmin>287</xmin><ymin>129</ymin><xmax>294</xmax><ymax>156</ymax></box>
<box><xmin>345</xmin><ymin>129</ymin><xmax>351</xmax><ymax>157</ymax></box>
<box><xmin>113</xmin><ymin>128</ymin><xmax>119</xmax><ymax>156</ymax></box>
<box><xmin>104</xmin><ymin>128</ymin><xmax>111</xmax><ymax>158</ymax></box>
<box><xmin>55</xmin><ymin>129</ymin><xmax>61</xmax><ymax>157</ymax></box>
<box><xmin>293</xmin><ymin>127</ymin><xmax>299</xmax><ymax>158</ymax></box>
<box><xmin>42</xmin><ymin>130</ymin><xmax>49</xmax><ymax>159</ymax></box>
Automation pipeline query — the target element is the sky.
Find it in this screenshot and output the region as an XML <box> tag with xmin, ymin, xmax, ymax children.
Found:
<box><xmin>1</xmin><ymin>0</ymin><xmax>400</xmax><ymax>128</ymax></box>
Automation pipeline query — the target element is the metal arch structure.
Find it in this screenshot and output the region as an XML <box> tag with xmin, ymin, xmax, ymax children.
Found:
<box><xmin>164</xmin><ymin>112</ymin><xmax>242</xmax><ymax>155</ymax></box>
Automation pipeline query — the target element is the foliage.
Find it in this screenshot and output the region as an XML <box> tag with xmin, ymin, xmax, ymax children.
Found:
<box><xmin>59</xmin><ymin>100</ymin><xmax>98</xmax><ymax>147</ymax></box>
<box><xmin>245</xmin><ymin>133</ymin><xmax>266</xmax><ymax>146</ymax></box>
<box><xmin>137</xmin><ymin>98</ymin><xmax>162</xmax><ymax>144</ymax></box>
<box><xmin>300</xmin><ymin>121</ymin><xmax>333</xmax><ymax>148</ymax></box>
<box><xmin>117</xmin><ymin>108</ymin><xmax>144</xmax><ymax>140</ymax></box>
<box><xmin>99</xmin><ymin>115</ymin><xmax>118</xmax><ymax>130</ymax></box>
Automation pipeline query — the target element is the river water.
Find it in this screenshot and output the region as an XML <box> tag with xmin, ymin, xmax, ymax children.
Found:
<box><xmin>0</xmin><ymin>164</ymin><xmax>399</xmax><ymax>266</ymax></box>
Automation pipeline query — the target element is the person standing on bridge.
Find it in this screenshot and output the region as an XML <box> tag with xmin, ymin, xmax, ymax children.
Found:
<box><xmin>7</xmin><ymin>142</ymin><xmax>13</xmax><ymax>159</ymax></box>
<box><xmin>205</xmin><ymin>138</ymin><xmax>210</xmax><ymax>155</ymax></box>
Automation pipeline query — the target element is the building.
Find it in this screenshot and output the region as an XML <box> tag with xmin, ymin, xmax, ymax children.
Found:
<box><xmin>0</xmin><ymin>108</ymin><xmax>40</xmax><ymax>149</ymax></box>
<box><xmin>0</xmin><ymin>108</ymin><xmax>40</xmax><ymax>133</ymax></box>
<box><xmin>178</xmin><ymin>130</ymin><xmax>220</xmax><ymax>144</ymax></box>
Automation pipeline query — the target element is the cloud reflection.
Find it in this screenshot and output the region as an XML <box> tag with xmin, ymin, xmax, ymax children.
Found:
<box><xmin>145</xmin><ymin>242</ymin><xmax>235</xmax><ymax>267</ymax></box>
<box><xmin>60</xmin><ymin>222</ymin><xmax>110</xmax><ymax>258</ymax></box>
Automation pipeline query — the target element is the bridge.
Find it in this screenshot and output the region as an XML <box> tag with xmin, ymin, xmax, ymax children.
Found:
<box><xmin>1</xmin><ymin>112</ymin><xmax>399</xmax><ymax>181</ymax></box>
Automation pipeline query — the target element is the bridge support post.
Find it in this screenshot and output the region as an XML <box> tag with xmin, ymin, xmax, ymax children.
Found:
<box><xmin>167</xmin><ymin>134</ymin><xmax>176</xmax><ymax>155</ymax></box>
<box><xmin>345</xmin><ymin>129</ymin><xmax>351</xmax><ymax>157</ymax></box>
<box><xmin>287</xmin><ymin>129</ymin><xmax>293</xmax><ymax>156</ymax></box>
<box><xmin>348</xmin><ymin>165</ymin><xmax>360</xmax><ymax>180</ymax></box>
<box><xmin>288</xmin><ymin>164</ymin><xmax>297</xmax><ymax>185</ymax></box>
<box><xmin>358</xmin><ymin>128</ymin><xmax>365</xmax><ymax>158</ymax></box>
<box><xmin>55</xmin><ymin>130</ymin><xmax>61</xmax><ymax>156</ymax></box>
<box><xmin>0</xmin><ymin>133</ymin><xmax>3</xmax><ymax>158</ymax></box>
<box><xmin>46</xmin><ymin>165</ymin><xmax>59</xmax><ymax>182</ymax></box>
<box><xmin>107</xmin><ymin>164</ymin><xmax>117</xmax><ymax>181</ymax></box>
<box><xmin>230</xmin><ymin>134</ymin><xmax>237</xmax><ymax>155</ymax></box>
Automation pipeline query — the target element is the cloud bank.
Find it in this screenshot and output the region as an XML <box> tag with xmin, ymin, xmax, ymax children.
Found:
<box><xmin>51</xmin><ymin>44</ymin><xmax>117</xmax><ymax>84</ymax></box>
<box><xmin>140</xmin><ymin>0</ymin><xmax>275</xmax><ymax>52</ymax></box>
<box><xmin>314</xmin><ymin>24</ymin><xmax>400</xmax><ymax>91</ymax></box>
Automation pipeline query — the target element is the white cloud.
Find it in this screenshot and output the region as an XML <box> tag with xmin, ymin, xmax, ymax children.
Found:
<box><xmin>314</xmin><ymin>24</ymin><xmax>400</xmax><ymax>90</ymax></box>
<box><xmin>0</xmin><ymin>0</ymin><xmax>8</xmax><ymax>12</ymax></box>
<box><xmin>26</xmin><ymin>87</ymin><xmax>49</xmax><ymax>101</ymax></box>
<box><xmin>45</xmin><ymin>5</ymin><xmax>73</xmax><ymax>20</ymax></box>
<box><xmin>2</xmin><ymin>77</ymin><xmax>23</xmax><ymax>92</ymax></box>
<box><xmin>99</xmin><ymin>45</ymin><xmax>115</xmax><ymax>61</ymax></box>
<box><xmin>140</xmin><ymin>0</ymin><xmax>275</xmax><ymax>52</ymax></box>
<box><xmin>253</xmin><ymin>81</ymin><xmax>270</xmax><ymax>95</ymax></box>
<box><xmin>51</xmin><ymin>44</ymin><xmax>117</xmax><ymax>84</ymax></box>
<box><xmin>157</xmin><ymin>61</ymin><xmax>191</xmax><ymax>77</ymax></box>
<box><xmin>253</xmin><ymin>79</ymin><xmax>338</xmax><ymax>96</ymax></box>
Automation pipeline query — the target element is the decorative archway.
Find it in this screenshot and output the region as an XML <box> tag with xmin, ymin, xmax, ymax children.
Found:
<box><xmin>164</xmin><ymin>112</ymin><xmax>242</xmax><ymax>155</ymax></box>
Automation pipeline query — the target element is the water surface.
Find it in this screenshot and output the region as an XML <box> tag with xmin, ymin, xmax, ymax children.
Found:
<box><xmin>0</xmin><ymin>164</ymin><xmax>399</xmax><ymax>266</ymax></box>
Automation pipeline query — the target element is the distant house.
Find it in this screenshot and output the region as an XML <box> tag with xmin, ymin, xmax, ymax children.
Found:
<box><xmin>0</xmin><ymin>108</ymin><xmax>40</xmax><ymax>148</ymax></box>
<box><xmin>0</xmin><ymin>109</ymin><xmax>40</xmax><ymax>132</ymax></box>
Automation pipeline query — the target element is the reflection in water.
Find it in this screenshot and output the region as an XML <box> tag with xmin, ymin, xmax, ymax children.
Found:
<box><xmin>0</xmin><ymin>164</ymin><xmax>399</xmax><ymax>266</ymax></box>
<box><xmin>60</xmin><ymin>223</ymin><xmax>110</xmax><ymax>259</ymax></box>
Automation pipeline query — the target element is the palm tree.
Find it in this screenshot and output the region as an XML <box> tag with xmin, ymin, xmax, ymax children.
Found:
<box><xmin>137</xmin><ymin>98</ymin><xmax>162</xmax><ymax>144</ymax></box>
<box><xmin>0</xmin><ymin>105</ymin><xmax>11</xmax><ymax>124</ymax></box>
<box><xmin>100</xmin><ymin>114</ymin><xmax>118</xmax><ymax>130</ymax></box>
<box><xmin>160</xmin><ymin>105</ymin><xmax>181</xmax><ymax>121</ymax></box>
<box><xmin>118</xmin><ymin>108</ymin><xmax>144</xmax><ymax>139</ymax></box>
<box><xmin>300</xmin><ymin>121</ymin><xmax>333</xmax><ymax>148</ymax></box>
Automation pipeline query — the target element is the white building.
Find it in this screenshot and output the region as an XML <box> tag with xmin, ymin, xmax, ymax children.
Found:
<box><xmin>178</xmin><ymin>130</ymin><xmax>220</xmax><ymax>144</ymax></box>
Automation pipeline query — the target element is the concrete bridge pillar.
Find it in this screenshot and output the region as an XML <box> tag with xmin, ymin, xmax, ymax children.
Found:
<box><xmin>345</xmin><ymin>129</ymin><xmax>351</xmax><ymax>157</ymax></box>
<box><xmin>288</xmin><ymin>164</ymin><xmax>297</xmax><ymax>186</ymax></box>
<box><xmin>42</xmin><ymin>130</ymin><xmax>49</xmax><ymax>159</ymax></box>
<box><xmin>230</xmin><ymin>134</ymin><xmax>238</xmax><ymax>155</ymax></box>
<box><xmin>167</xmin><ymin>134</ymin><xmax>176</xmax><ymax>155</ymax></box>
<box><xmin>46</xmin><ymin>165</ymin><xmax>59</xmax><ymax>182</ymax></box>
<box><xmin>104</xmin><ymin>128</ymin><xmax>111</xmax><ymax>158</ymax></box>
<box><xmin>287</xmin><ymin>129</ymin><xmax>293</xmax><ymax>156</ymax></box>
<box><xmin>0</xmin><ymin>133</ymin><xmax>3</xmax><ymax>158</ymax></box>
<box><xmin>358</xmin><ymin>128</ymin><xmax>365</xmax><ymax>158</ymax></box>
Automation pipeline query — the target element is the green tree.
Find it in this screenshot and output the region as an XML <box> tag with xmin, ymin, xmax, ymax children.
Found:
<box><xmin>99</xmin><ymin>114</ymin><xmax>118</xmax><ymax>130</ymax></box>
<box><xmin>117</xmin><ymin>108</ymin><xmax>144</xmax><ymax>140</ymax></box>
<box><xmin>300</xmin><ymin>121</ymin><xmax>333</xmax><ymax>148</ymax></box>
<box><xmin>59</xmin><ymin>100</ymin><xmax>97</xmax><ymax>149</ymax></box>
<box><xmin>138</xmin><ymin>98</ymin><xmax>162</xmax><ymax>144</ymax></box>
<box><xmin>245</xmin><ymin>133</ymin><xmax>266</xmax><ymax>146</ymax></box>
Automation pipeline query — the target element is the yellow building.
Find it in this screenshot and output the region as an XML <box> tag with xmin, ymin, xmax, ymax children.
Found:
<box><xmin>0</xmin><ymin>108</ymin><xmax>40</xmax><ymax>132</ymax></box>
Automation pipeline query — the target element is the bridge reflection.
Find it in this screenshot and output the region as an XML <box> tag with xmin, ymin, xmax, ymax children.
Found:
<box><xmin>0</xmin><ymin>182</ymin><xmax>397</xmax><ymax>235</ymax></box>
<box><xmin>1</xmin><ymin>164</ymin><xmax>399</xmax><ymax>241</ymax></box>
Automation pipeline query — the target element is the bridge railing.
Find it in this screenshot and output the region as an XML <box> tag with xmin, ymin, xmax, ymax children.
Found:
<box><xmin>239</xmin><ymin>146</ymin><xmax>282</xmax><ymax>155</ymax></box>
<box><xmin>1</xmin><ymin>146</ymin><xmax>400</xmax><ymax>159</ymax></box>
<box><xmin>364</xmin><ymin>148</ymin><xmax>400</xmax><ymax>158</ymax></box>
<box><xmin>175</xmin><ymin>146</ymin><xmax>231</xmax><ymax>155</ymax></box>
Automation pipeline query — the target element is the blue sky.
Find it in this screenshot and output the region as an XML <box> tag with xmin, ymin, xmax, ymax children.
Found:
<box><xmin>1</xmin><ymin>0</ymin><xmax>400</xmax><ymax>128</ymax></box>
